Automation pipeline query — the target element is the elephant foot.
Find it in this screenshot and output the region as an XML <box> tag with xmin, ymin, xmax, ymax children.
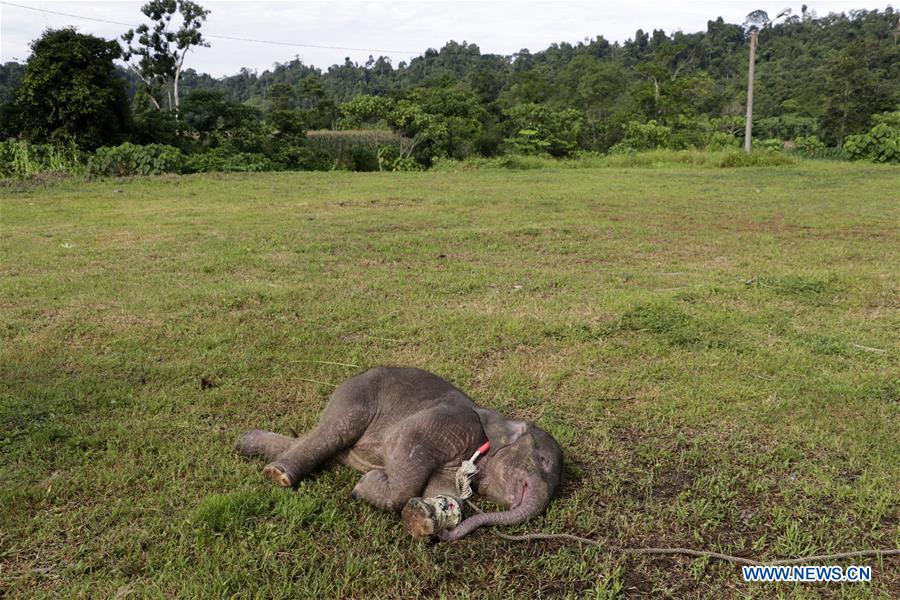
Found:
<box><xmin>402</xmin><ymin>498</ymin><xmax>438</xmax><ymax>537</ymax></box>
<box><xmin>262</xmin><ymin>463</ymin><xmax>293</xmax><ymax>488</ymax></box>
<box><xmin>402</xmin><ymin>495</ymin><xmax>463</xmax><ymax>538</ymax></box>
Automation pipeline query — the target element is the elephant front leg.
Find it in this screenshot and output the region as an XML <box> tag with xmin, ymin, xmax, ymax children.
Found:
<box><xmin>351</xmin><ymin>460</ymin><xmax>434</xmax><ymax>512</ymax></box>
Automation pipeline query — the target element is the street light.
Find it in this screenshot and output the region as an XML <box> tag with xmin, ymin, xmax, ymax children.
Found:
<box><xmin>744</xmin><ymin>8</ymin><xmax>792</xmax><ymax>153</ymax></box>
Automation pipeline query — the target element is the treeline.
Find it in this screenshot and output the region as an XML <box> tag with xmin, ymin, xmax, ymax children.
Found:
<box><xmin>172</xmin><ymin>6</ymin><xmax>900</xmax><ymax>149</ymax></box>
<box><xmin>1</xmin><ymin>4</ymin><xmax>899</xmax><ymax>176</ymax></box>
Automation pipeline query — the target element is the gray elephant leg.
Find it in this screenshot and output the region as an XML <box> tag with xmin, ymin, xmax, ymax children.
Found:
<box><xmin>234</xmin><ymin>429</ymin><xmax>295</xmax><ymax>460</ymax></box>
<box><xmin>351</xmin><ymin>460</ymin><xmax>435</xmax><ymax>512</ymax></box>
<box><xmin>263</xmin><ymin>378</ymin><xmax>374</xmax><ymax>487</ymax></box>
<box><xmin>349</xmin><ymin>418</ymin><xmax>443</xmax><ymax>511</ymax></box>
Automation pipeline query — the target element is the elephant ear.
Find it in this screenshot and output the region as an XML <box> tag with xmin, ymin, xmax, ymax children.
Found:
<box><xmin>474</xmin><ymin>407</ymin><xmax>528</xmax><ymax>448</ymax></box>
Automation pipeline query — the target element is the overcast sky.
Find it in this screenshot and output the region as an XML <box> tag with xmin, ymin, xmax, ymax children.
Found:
<box><xmin>1</xmin><ymin>1</ymin><xmax>892</xmax><ymax>77</ymax></box>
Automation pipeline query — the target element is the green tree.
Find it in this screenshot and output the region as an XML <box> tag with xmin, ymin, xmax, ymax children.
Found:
<box><xmin>504</xmin><ymin>104</ymin><xmax>583</xmax><ymax>157</ymax></box>
<box><xmin>15</xmin><ymin>28</ymin><xmax>130</xmax><ymax>149</ymax></box>
<box><xmin>556</xmin><ymin>57</ymin><xmax>628</xmax><ymax>119</ymax></box>
<box><xmin>298</xmin><ymin>75</ymin><xmax>337</xmax><ymax>129</ymax></box>
<box><xmin>180</xmin><ymin>89</ymin><xmax>231</xmax><ymax>136</ymax></box>
<box><xmin>266</xmin><ymin>83</ymin><xmax>296</xmax><ymax>112</ymax></box>
<box><xmin>122</xmin><ymin>0</ymin><xmax>210</xmax><ymax>113</ymax></box>
<box><xmin>131</xmin><ymin>91</ymin><xmax>181</xmax><ymax>146</ymax></box>
<box><xmin>820</xmin><ymin>38</ymin><xmax>899</xmax><ymax>146</ymax></box>
<box><xmin>338</xmin><ymin>94</ymin><xmax>395</xmax><ymax>128</ymax></box>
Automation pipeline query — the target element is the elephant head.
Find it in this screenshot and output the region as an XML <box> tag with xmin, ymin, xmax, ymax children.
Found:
<box><xmin>439</xmin><ymin>407</ymin><xmax>563</xmax><ymax>540</ymax></box>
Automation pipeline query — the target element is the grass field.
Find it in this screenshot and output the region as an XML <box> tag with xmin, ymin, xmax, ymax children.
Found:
<box><xmin>1</xmin><ymin>162</ymin><xmax>898</xmax><ymax>598</ymax></box>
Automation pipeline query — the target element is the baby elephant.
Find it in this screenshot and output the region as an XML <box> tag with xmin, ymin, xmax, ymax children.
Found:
<box><xmin>235</xmin><ymin>366</ymin><xmax>563</xmax><ymax>540</ymax></box>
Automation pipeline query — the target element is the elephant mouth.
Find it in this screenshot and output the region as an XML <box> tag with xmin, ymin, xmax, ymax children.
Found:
<box><xmin>512</xmin><ymin>481</ymin><xmax>529</xmax><ymax>509</ymax></box>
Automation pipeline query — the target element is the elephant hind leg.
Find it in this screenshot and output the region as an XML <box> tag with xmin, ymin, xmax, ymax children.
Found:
<box><xmin>254</xmin><ymin>371</ymin><xmax>377</xmax><ymax>487</ymax></box>
<box><xmin>234</xmin><ymin>430</ymin><xmax>295</xmax><ymax>460</ymax></box>
<box><xmin>265</xmin><ymin>403</ymin><xmax>371</xmax><ymax>488</ymax></box>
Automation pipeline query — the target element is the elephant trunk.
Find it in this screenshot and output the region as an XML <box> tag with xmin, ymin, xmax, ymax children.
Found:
<box><xmin>438</xmin><ymin>486</ymin><xmax>547</xmax><ymax>541</ymax></box>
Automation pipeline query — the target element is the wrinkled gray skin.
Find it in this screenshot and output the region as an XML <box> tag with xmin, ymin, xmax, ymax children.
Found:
<box><xmin>235</xmin><ymin>367</ymin><xmax>563</xmax><ymax>540</ymax></box>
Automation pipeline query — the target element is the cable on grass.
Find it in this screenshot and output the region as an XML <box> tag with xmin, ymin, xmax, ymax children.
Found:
<box><xmin>464</xmin><ymin>502</ymin><xmax>899</xmax><ymax>566</ymax></box>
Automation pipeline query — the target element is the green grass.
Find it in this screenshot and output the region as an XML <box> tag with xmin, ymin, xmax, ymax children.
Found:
<box><xmin>432</xmin><ymin>148</ymin><xmax>797</xmax><ymax>171</ymax></box>
<box><xmin>1</xmin><ymin>161</ymin><xmax>897</xmax><ymax>598</ymax></box>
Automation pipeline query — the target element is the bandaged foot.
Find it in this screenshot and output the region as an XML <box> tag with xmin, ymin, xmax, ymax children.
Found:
<box><xmin>401</xmin><ymin>495</ymin><xmax>463</xmax><ymax>537</ymax></box>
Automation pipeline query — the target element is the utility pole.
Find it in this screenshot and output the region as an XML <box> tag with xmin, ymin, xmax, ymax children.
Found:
<box><xmin>744</xmin><ymin>29</ymin><xmax>758</xmax><ymax>153</ymax></box>
<box><xmin>743</xmin><ymin>8</ymin><xmax>791</xmax><ymax>153</ymax></box>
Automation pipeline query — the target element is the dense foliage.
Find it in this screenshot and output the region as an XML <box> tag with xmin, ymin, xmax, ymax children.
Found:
<box><xmin>1</xmin><ymin>6</ymin><xmax>898</xmax><ymax>175</ymax></box>
<box><xmin>843</xmin><ymin>111</ymin><xmax>900</xmax><ymax>164</ymax></box>
<box><xmin>11</xmin><ymin>29</ymin><xmax>130</xmax><ymax>150</ymax></box>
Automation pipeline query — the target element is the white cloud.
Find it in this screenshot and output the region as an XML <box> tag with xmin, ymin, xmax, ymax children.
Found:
<box><xmin>1</xmin><ymin>1</ymin><xmax>891</xmax><ymax>76</ymax></box>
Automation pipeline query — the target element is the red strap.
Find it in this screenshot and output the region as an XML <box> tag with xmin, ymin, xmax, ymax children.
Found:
<box><xmin>477</xmin><ymin>441</ymin><xmax>491</xmax><ymax>455</ymax></box>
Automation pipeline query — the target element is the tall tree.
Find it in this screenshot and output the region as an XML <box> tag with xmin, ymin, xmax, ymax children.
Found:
<box><xmin>15</xmin><ymin>28</ymin><xmax>130</xmax><ymax>149</ymax></box>
<box><xmin>122</xmin><ymin>0</ymin><xmax>209</xmax><ymax>113</ymax></box>
<box><xmin>265</xmin><ymin>83</ymin><xmax>296</xmax><ymax>112</ymax></box>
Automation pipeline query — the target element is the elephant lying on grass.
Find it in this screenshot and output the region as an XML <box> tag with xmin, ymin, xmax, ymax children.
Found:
<box><xmin>235</xmin><ymin>366</ymin><xmax>563</xmax><ymax>540</ymax></box>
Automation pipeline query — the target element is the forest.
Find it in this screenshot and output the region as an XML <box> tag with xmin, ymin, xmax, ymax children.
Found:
<box><xmin>1</xmin><ymin>2</ymin><xmax>898</xmax><ymax>176</ymax></box>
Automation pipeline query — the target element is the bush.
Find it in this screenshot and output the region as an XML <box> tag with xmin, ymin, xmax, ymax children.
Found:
<box><xmin>705</xmin><ymin>131</ymin><xmax>740</xmax><ymax>151</ymax></box>
<box><xmin>474</xmin><ymin>129</ymin><xmax>503</xmax><ymax>157</ymax></box>
<box><xmin>843</xmin><ymin>111</ymin><xmax>900</xmax><ymax>164</ymax></box>
<box><xmin>376</xmin><ymin>145</ymin><xmax>423</xmax><ymax>171</ymax></box>
<box><xmin>129</xmin><ymin>92</ymin><xmax>185</xmax><ymax>148</ymax></box>
<box><xmin>755</xmin><ymin>115</ymin><xmax>819</xmax><ymax>140</ymax></box>
<box><xmin>88</xmin><ymin>142</ymin><xmax>185</xmax><ymax>176</ymax></box>
<box><xmin>184</xmin><ymin>147</ymin><xmax>277</xmax><ymax>173</ymax></box>
<box><xmin>305</xmin><ymin>129</ymin><xmax>410</xmax><ymax>171</ymax></box>
<box><xmin>347</xmin><ymin>146</ymin><xmax>379</xmax><ymax>171</ymax></box>
<box><xmin>792</xmin><ymin>135</ymin><xmax>826</xmax><ymax>155</ymax></box>
<box><xmin>431</xmin><ymin>155</ymin><xmax>552</xmax><ymax>171</ymax></box>
<box><xmin>503</xmin><ymin>104</ymin><xmax>583</xmax><ymax>157</ymax></box>
<box><xmin>0</xmin><ymin>139</ymin><xmax>85</xmax><ymax>178</ymax></box>
<box><xmin>756</xmin><ymin>138</ymin><xmax>784</xmax><ymax>151</ymax></box>
<box><xmin>610</xmin><ymin>120</ymin><xmax>672</xmax><ymax>153</ymax></box>
<box><xmin>716</xmin><ymin>149</ymin><xmax>795</xmax><ymax>167</ymax></box>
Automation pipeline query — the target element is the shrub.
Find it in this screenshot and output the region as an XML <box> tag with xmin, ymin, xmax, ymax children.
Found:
<box><xmin>843</xmin><ymin>111</ymin><xmax>900</xmax><ymax>164</ymax></box>
<box><xmin>183</xmin><ymin>147</ymin><xmax>276</xmax><ymax>173</ymax></box>
<box><xmin>756</xmin><ymin>138</ymin><xmax>784</xmax><ymax>151</ymax></box>
<box><xmin>0</xmin><ymin>139</ymin><xmax>85</xmax><ymax>178</ymax></box>
<box><xmin>755</xmin><ymin>115</ymin><xmax>819</xmax><ymax>140</ymax></box>
<box><xmin>705</xmin><ymin>131</ymin><xmax>740</xmax><ymax>151</ymax></box>
<box><xmin>503</xmin><ymin>104</ymin><xmax>583</xmax><ymax>157</ymax></box>
<box><xmin>474</xmin><ymin>129</ymin><xmax>503</xmax><ymax>157</ymax></box>
<box><xmin>88</xmin><ymin>142</ymin><xmax>185</xmax><ymax>176</ymax></box>
<box><xmin>305</xmin><ymin>129</ymin><xmax>410</xmax><ymax>171</ymax></box>
<box><xmin>376</xmin><ymin>145</ymin><xmax>423</xmax><ymax>171</ymax></box>
<box><xmin>716</xmin><ymin>149</ymin><xmax>795</xmax><ymax>167</ymax></box>
<box><xmin>347</xmin><ymin>146</ymin><xmax>379</xmax><ymax>171</ymax></box>
<box><xmin>131</xmin><ymin>95</ymin><xmax>183</xmax><ymax>148</ymax></box>
<box><xmin>792</xmin><ymin>135</ymin><xmax>826</xmax><ymax>155</ymax></box>
<box><xmin>610</xmin><ymin>120</ymin><xmax>672</xmax><ymax>153</ymax></box>
<box><xmin>431</xmin><ymin>155</ymin><xmax>552</xmax><ymax>171</ymax></box>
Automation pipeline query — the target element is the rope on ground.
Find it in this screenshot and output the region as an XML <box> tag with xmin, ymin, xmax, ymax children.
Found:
<box><xmin>465</xmin><ymin>501</ymin><xmax>900</xmax><ymax>566</ymax></box>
